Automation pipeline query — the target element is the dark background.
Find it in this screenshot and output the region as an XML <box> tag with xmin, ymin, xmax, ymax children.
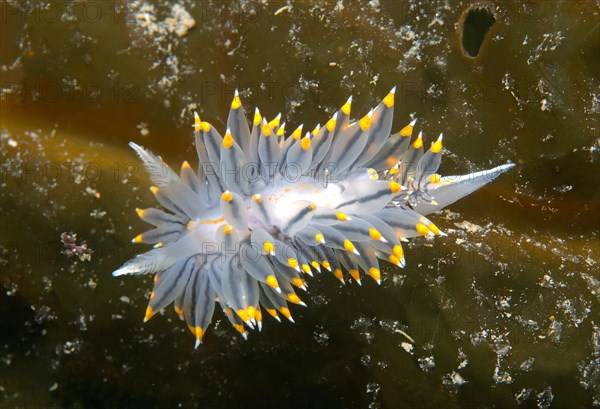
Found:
<box><xmin>1</xmin><ymin>1</ymin><xmax>599</xmax><ymax>408</ymax></box>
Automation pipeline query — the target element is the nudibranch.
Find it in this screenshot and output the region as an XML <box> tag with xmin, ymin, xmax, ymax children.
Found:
<box><xmin>113</xmin><ymin>88</ymin><xmax>514</xmax><ymax>347</ymax></box>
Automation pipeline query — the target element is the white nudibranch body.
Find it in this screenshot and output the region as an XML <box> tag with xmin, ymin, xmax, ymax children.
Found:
<box><xmin>114</xmin><ymin>87</ymin><xmax>514</xmax><ymax>347</ymax></box>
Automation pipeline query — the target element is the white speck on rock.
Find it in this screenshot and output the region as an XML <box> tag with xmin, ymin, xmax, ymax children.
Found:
<box><xmin>418</xmin><ymin>355</ymin><xmax>436</xmax><ymax>372</ymax></box>
<box><xmin>400</xmin><ymin>342</ymin><xmax>413</xmax><ymax>354</ymax></box>
<box><xmin>165</xmin><ymin>4</ymin><xmax>196</xmax><ymax>37</ymax></box>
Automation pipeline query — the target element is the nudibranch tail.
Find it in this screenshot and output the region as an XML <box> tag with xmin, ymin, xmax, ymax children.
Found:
<box><xmin>114</xmin><ymin>86</ymin><xmax>514</xmax><ymax>347</ymax></box>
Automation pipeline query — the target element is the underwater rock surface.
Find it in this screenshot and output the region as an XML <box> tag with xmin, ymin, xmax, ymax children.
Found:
<box><xmin>1</xmin><ymin>1</ymin><xmax>599</xmax><ymax>408</ymax></box>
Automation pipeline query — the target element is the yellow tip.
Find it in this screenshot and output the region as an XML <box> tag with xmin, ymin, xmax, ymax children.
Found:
<box><xmin>268</xmin><ymin>114</ymin><xmax>281</xmax><ymax>129</ymax></box>
<box><xmin>266</xmin><ymin>308</ymin><xmax>278</xmax><ymax>318</ymax></box>
<box><xmin>223</xmin><ymin>131</ymin><xmax>234</xmax><ymax>149</ymax></box>
<box><xmin>429</xmin><ymin>174</ymin><xmax>441</xmax><ymax>184</ymax></box>
<box><xmin>322</xmin><ymin>260</ymin><xmax>331</xmax><ymax>270</ymax></box>
<box><xmin>393</xmin><ymin>244</ymin><xmax>404</xmax><ymax>258</ymax></box>
<box><xmin>266</xmin><ymin>274</ymin><xmax>279</xmax><ymax>289</ymax></box>
<box><xmin>237</xmin><ymin>309</ymin><xmax>250</xmax><ymax>322</ymax></box>
<box><xmin>428</xmin><ymin>223</ymin><xmax>441</xmax><ymax>235</ymax></box>
<box><xmin>341</xmin><ymin>96</ymin><xmax>352</xmax><ymax>115</ymax></box>
<box><xmin>150</xmin><ymin>186</ymin><xmax>159</xmax><ymax>195</ymax></box>
<box><xmin>336</xmin><ymin>212</ymin><xmax>349</xmax><ymax>221</ymax></box>
<box><xmin>263</xmin><ymin>241</ymin><xmax>275</xmax><ymax>255</ymax></box>
<box><xmin>302</xmin><ymin>264</ymin><xmax>311</xmax><ymax>274</ymax></box>
<box><xmin>312</xmin><ymin>124</ymin><xmax>320</xmax><ymax>135</ymax></box>
<box><xmin>389</xmin><ymin>181</ymin><xmax>401</xmax><ymax>193</ymax></box>
<box><xmin>311</xmin><ymin>261</ymin><xmax>320</xmax><ymax>270</ymax></box>
<box><xmin>334</xmin><ymin>269</ymin><xmax>344</xmax><ymax>281</ymax></box>
<box><xmin>300</xmin><ymin>136</ymin><xmax>311</xmax><ymax>150</ymax></box>
<box><xmin>233</xmin><ymin>323</ymin><xmax>245</xmax><ymax>334</ymax></box>
<box><xmin>200</xmin><ymin>121</ymin><xmax>211</xmax><ymax>132</ymax></box>
<box><xmin>343</xmin><ymin>239</ymin><xmax>355</xmax><ymax>253</ymax></box>
<box><xmin>369</xmin><ymin>228</ymin><xmax>382</xmax><ymax>241</ymax></box>
<box><xmin>277</xmin><ymin>124</ymin><xmax>286</xmax><ymax>136</ymax></box>
<box><xmin>262</xmin><ymin>123</ymin><xmax>272</xmax><ymax>136</ymax></box>
<box><xmin>187</xmin><ymin>220</ymin><xmax>197</xmax><ymax>231</ymax></box>
<box><xmin>359</xmin><ymin>113</ymin><xmax>371</xmax><ymax>131</ymax></box>
<box><xmin>291</xmin><ymin>277</ymin><xmax>304</xmax><ymax>288</ymax></box>
<box><xmin>287</xmin><ymin>293</ymin><xmax>302</xmax><ymax>304</ymax></box>
<box><xmin>181</xmin><ymin>161</ymin><xmax>191</xmax><ymax>171</ymax></box>
<box><xmin>369</xmin><ymin>267</ymin><xmax>381</xmax><ymax>282</ymax></box>
<box><xmin>293</xmin><ymin>124</ymin><xmax>303</xmax><ymax>139</ymax></box>
<box><xmin>253</xmin><ymin>109</ymin><xmax>262</xmax><ymax>126</ymax></box>
<box><xmin>246</xmin><ymin>306</ymin><xmax>256</xmax><ymax>320</ymax></box>
<box><xmin>389</xmin><ymin>254</ymin><xmax>400</xmax><ymax>265</ymax></box>
<box><xmin>349</xmin><ymin>269</ymin><xmax>360</xmax><ymax>282</ymax></box>
<box><xmin>223</xmin><ymin>224</ymin><xmax>234</xmax><ymax>235</ymax></box>
<box><xmin>144</xmin><ymin>306</ymin><xmax>154</xmax><ymax>322</ymax></box>
<box><xmin>287</xmin><ymin>258</ymin><xmax>299</xmax><ymax>269</ymax></box>
<box><xmin>174</xmin><ymin>306</ymin><xmax>184</xmax><ymax>316</ymax></box>
<box><xmin>315</xmin><ymin>233</ymin><xmax>325</xmax><ymax>244</ymax></box>
<box><xmin>253</xmin><ymin>193</ymin><xmax>263</xmax><ymax>203</ymax></box>
<box><xmin>400</xmin><ymin>122</ymin><xmax>414</xmax><ymax>137</ymax></box>
<box><xmin>135</xmin><ymin>208</ymin><xmax>145</xmax><ymax>218</ymax></box>
<box><xmin>231</xmin><ymin>95</ymin><xmax>241</xmax><ymax>110</ymax></box>
<box><xmin>280</xmin><ymin>307</ymin><xmax>292</xmax><ymax>319</ymax></box>
<box><xmin>221</xmin><ymin>190</ymin><xmax>233</xmax><ymax>202</ymax></box>
<box><xmin>415</xmin><ymin>223</ymin><xmax>429</xmax><ymax>236</ymax></box>
<box><xmin>326</xmin><ymin>116</ymin><xmax>337</xmax><ymax>132</ymax></box>
<box><xmin>193</xmin><ymin>112</ymin><xmax>201</xmax><ymax>132</ymax></box>
<box><xmin>133</xmin><ymin>234</ymin><xmax>143</xmax><ymax>243</ymax></box>
<box><xmin>431</xmin><ymin>138</ymin><xmax>442</xmax><ymax>153</ymax></box>
<box><xmin>412</xmin><ymin>133</ymin><xmax>423</xmax><ymax>149</ymax></box>
<box><xmin>383</xmin><ymin>87</ymin><xmax>395</xmax><ymax>107</ymax></box>
<box><xmin>154</xmin><ymin>242</ymin><xmax>163</xmax><ymax>248</ymax></box>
